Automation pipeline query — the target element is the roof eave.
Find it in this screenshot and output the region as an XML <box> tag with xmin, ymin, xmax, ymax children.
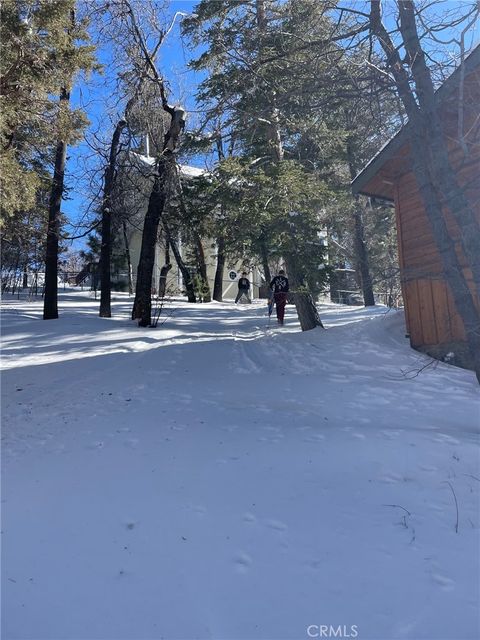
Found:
<box><xmin>351</xmin><ymin>45</ymin><xmax>480</xmax><ymax>198</ymax></box>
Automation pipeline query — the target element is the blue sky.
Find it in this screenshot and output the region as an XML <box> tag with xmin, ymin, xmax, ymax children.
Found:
<box><xmin>64</xmin><ymin>0</ymin><xmax>479</xmax><ymax>251</ymax></box>
<box><xmin>64</xmin><ymin>0</ymin><xmax>202</xmax><ymax>249</ymax></box>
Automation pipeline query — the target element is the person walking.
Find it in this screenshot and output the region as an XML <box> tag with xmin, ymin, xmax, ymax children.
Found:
<box><xmin>235</xmin><ymin>272</ymin><xmax>251</xmax><ymax>303</ymax></box>
<box><xmin>270</xmin><ymin>269</ymin><xmax>289</xmax><ymax>324</ymax></box>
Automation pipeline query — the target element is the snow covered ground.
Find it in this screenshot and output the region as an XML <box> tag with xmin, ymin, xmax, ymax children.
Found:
<box><xmin>1</xmin><ymin>291</ymin><xmax>479</xmax><ymax>640</ymax></box>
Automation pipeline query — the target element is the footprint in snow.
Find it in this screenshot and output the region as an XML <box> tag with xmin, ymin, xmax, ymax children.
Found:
<box><xmin>123</xmin><ymin>438</ymin><xmax>139</xmax><ymax>449</ymax></box>
<box><xmin>433</xmin><ymin>433</ymin><xmax>460</xmax><ymax>445</ymax></box>
<box><xmin>221</xmin><ymin>425</ymin><xmax>239</xmax><ymax>432</ymax></box>
<box><xmin>242</xmin><ymin>512</ymin><xmax>256</xmax><ymax>523</ymax></box>
<box><xmin>377</xmin><ymin>472</ymin><xmax>404</xmax><ymax>484</ymax></box>
<box><xmin>265</xmin><ymin>519</ymin><xmax>288</xmax><ymax>532</ymax></box>
<box><xmin>379</xmin><ymin>430</ymin><xmax>402</xmax><ymax>439</ymax></box>
<box><xmin>186</xmin><ymin>504</ymin><xmax>207</xmax><ymax>516</ymax></box>
<box><xmin>330</xmin><ymin>374</ymin><xmax>349</xmax><ymax>383</ymax></box>
<box><xmin>86</xmin><ymin>441</ymin><xmax>104</xmax><ymax>450</ymax></box>
<box><xmin>215</xmin><ymin>457</ymin><xmax>239</xmax><ymax>465</ymax></box>
<box><xmin>48</xmin><ymin>443</ymin><xmax>66</xmax><ymax>454</ymax></box>
<box><xmin>431</xmin><ymin>573</ymin><xmax>455</xmax><ymax>591</ymax></box>
<box><xmin>303</xmin><ymin>433</ymin><xmax>325</xmax><ymax>443</ymax></box>
<box><xmin>234</xmin><ymin>552</ymin><xmax>252</xmax><ymax>573</ymax></box>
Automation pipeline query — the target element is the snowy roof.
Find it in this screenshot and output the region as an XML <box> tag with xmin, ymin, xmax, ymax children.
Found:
<box><xmin>131</xmin><ymin>152</ymin><xmax>207</xmax><ymax>179</ymax></box>
<box><xmin>179</xmin><ymin>164</ymin><xmax>206</xmax><ymax>178</ymax></box>
<box><xmin>351</xmin><ymin>44</ymin><xmax>480</xmax><ymax>199</ymax></box>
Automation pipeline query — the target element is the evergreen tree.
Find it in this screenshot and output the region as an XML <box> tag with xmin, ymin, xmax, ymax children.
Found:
<box><xmin>43</xmin><ymin>3</ymin><xmax>96</xmax><ymax>319</ymax></box>
<box><xmin>0</xmin><ymin>0</ymin><xmax>95</xmax><ymax>219</ymax></box>
<box><xmin>183</xmin><ymin>0</ymin><xmax>347</xmax><ymax>328</ymax></box>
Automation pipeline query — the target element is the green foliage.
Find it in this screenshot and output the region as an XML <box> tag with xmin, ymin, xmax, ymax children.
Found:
<box><xmin>0</xmin><ymin>178</ymin><xmax>75</xmax><ymax>288</ymax></box>
<box><xmin>181</xmin><ymin>1</ymin><xmax>355</xmax><ymax>291</ymax></box>
<box><xmin>181</xmin><ymin>0</ymin><xmax>401</xmax><ymax>301</ymax></box>
<box><xmin>192</xmin><ymin>274</ymin><xmax>210</xmax><ymax>303</ymax></box>
<box><xmin>0</xmin><ymin>0</ymin><xmax>96</xmax><ymax>219</ymax></box>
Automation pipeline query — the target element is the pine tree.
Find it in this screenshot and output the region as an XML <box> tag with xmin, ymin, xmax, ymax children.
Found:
<box><xmin>183</xmin><ymin>0</ymin><xmax>348</xmax><ymax>329</ymax></box>
<box><xmin>43</xmin><ymin>3</ymin><xmax>96</xmax><ymax>319</ymax></box>
<box><xmin>1</xmin><ymin>0</ymin><xmax>95</xmax><ymax>220</ymax></box>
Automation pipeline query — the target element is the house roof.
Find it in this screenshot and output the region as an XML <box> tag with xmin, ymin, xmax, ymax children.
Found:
<box><xmin>351</xmin><ymin>44</ymin><xmax>480</xmax><ymax>200</ymax></box>
<box><xmin>131</xmin><ymin>152</ymin><xmax>207</xmax><ymax>179</ymax></box>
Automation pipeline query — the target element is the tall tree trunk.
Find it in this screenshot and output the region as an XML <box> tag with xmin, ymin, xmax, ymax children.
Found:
<box><xmin>213</xmin><ymin>235</ymin><xmax>226</xmax><ymax>301</ymax></box>
<box><xmin>11</xmin><ymin>252</ymin><xmax>20</xmax><ymax>294</ymax></box>
<box><xmin>346</xmin><ymin>140</ymin><xmax>375</xmax><ymax>306</ymax></box>
<box><xmin>162</xmin><ymin>218</ymin><xmax>196</xmax><ymax>303</ymax></box>
<box><xmin>256</xmin><ymin>0</ymin><xmax>267</xmax><ymax>29</ymax></box>
<box><xmin>132</xmin><ymin>103</ymin><xmax>186</xmax><ymax>326</ymax></box>
<box><xmin>410</xmin><ymin>136</ymin><xmax>480</xmax><ymax>382</ymax></box>
<box><xmin>99</xmin><ymin>119</ymin><xmax>127</xmax><ymax>317</ymax></box>
<box><xmin>123</xmin><ymin>1</ymin><xmax>187</xmax><ymax>325</ymax></box>
<box><xmin>370</xmin><ymin>0</ymin><xmax>480</xmax><ymax>382</ymax></box>
<box><xmin>259</xmin><ymin>238</ymin><xmax>272</xmax><ymax>286</ymax></box>
<box><xmin>158</xmin><ymin>243</ymin><xmax>172</xmax><ymax>299</ymax></box>
<box><xmin>43</xmin><ymin>86</ymin><xmax>70</xmax><ymax>320</ymax></box>
<box><xmin>194</xmin><ymin>232</ymin><xmax>211</xmax><ymax>303</ymax></box>
<box><xmin>397</xmin><ymin>0</ymin><xmax>480</xmax><ymax>292</ymax></box>
<box><xmin>1</xmin><ymin>267</ymin><xmax>11</xmax><ymax>293</ymax></box>
<box><xmin>255</xmin><ymin>0</ymin><xmax>321</xmax><ymax>330</ymax></box>
<box><xmin>122</xmin><ymin>219</ymin><xmax>133</xmax><ymax>295</ymax></box>
<box><xmin>132</xmin><ymin>161</ymin><xmax>169</xmax><ymax>324</ymax></box>
<box><xmin>352</xmin><ymin>197</ymin><xmax>375</xmax><ymax>305</ymax></box>
<box><xmin>158</xmin><ymin>265</ymin><xmax>172</xmax><ymax>298</ymax></box>
<box><xmin>285</xmin><ymin>255</ymin><xmax>324</xmax><ymax>331</ymax></box>
<box><xmin>213</xmin><ymin>135</ymin><xmax>228</xmax><ymax>303</ymax></box>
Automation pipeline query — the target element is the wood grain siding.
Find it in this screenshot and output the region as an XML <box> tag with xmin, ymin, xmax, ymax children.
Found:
<box><xmin>431</xmin><ymin>281</ymin><xmax>453</xmax><ymax>344</ymax></box>
<box><xmin>446</xmin><ymin>285</ymin><xmax>467</xmax><ymax>340</ymax></box>
<box><xmin>394</xmin><ymin>183</ymin><xmax>410</xmax><ymax>335</ymax></box>
<box><xmin>395</xmin><ymin>155</ymin><xmax>479</xmax><ymax>347</ymax></box>
<box><xmin>404</xmin><ymin>281</ymin><xmax>423</xmax><ymax>345</ymax></box>
<box><xmin>355</xmin><ymin>53</ymin><xmax>479</xmax><ymax>352</ymax></box>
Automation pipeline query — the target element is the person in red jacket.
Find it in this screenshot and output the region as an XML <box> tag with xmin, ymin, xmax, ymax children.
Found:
<box><xmin>270</xmin><ymin>270</ymin><xmax>289</xmax><ymax>325</ymax></box>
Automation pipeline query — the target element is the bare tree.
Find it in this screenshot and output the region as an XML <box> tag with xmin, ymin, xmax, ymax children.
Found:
<box><xmin>367</xmin><ymin>0</ymin><xmax>480</xmax><ymax>382</ymax></box>
<box><xmin>111</xmin><ymin>0</ymin><xmax>188</xmax><ymax>326</ymax></box>
<box><xmin>99</xmin><ymin>118</ymin><xmax>127</xmax><ymax>317</ymax></box>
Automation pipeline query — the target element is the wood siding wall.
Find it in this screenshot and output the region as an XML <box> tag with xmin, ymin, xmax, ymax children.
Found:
<box><xmin>355</xmin><ymin>58</ymin><xmax>480</xmax><ymax>353</ymax></box>
<box><xmin>395</xmin><ymin>141</ymin><xmax>479</xmax><ymax>349</ymax></box>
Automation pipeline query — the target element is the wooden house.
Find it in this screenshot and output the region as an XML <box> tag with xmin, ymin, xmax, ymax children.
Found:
<box><xmin>351</xmin><ymin>46</ymin><xmax>480</xmax><ymax>363</ymax></box>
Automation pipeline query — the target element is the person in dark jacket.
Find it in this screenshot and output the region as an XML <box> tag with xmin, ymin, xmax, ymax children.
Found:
<box><xmin>270</xmin><ymin>269</ymin><xmax>289</xmax><ymax>324</ymax></box>
<box><xmin>235</xmin><ymin>272</ymin><xmax>251</xmax><ymax>303</ymax></box>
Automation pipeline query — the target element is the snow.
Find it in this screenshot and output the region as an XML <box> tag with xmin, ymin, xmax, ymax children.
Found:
<box><xmin>178</xmin><ymin>164</ymin><xmax>206</xmax><ymax>179</ymax></box>
<box><xmin>132</xmin><ymin>152</ymin><xmax>206</xmax><ymax>178</ymax></box>
<box><xmin>2</xmin><ymin>292</ymin><xmax>479</xmax><ymax>640</ymax></box>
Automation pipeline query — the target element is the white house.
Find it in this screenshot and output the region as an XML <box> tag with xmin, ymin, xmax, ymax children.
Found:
<box><xmin>122</xmin><ymin>152</ymin><xmax>264</xmax><ymax>300</ymax></box>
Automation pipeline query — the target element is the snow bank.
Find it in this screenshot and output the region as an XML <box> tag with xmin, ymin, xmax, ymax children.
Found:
<box><xmin>2</xmin><ymin>292</ymin><xmax>479</xmax><ymax>640</ymax></box>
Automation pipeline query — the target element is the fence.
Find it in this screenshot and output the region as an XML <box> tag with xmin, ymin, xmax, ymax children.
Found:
<box><xmin>331</xmin><ymin>289</ymin><xmax>403</xmax><ymax>308</ymax></box>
